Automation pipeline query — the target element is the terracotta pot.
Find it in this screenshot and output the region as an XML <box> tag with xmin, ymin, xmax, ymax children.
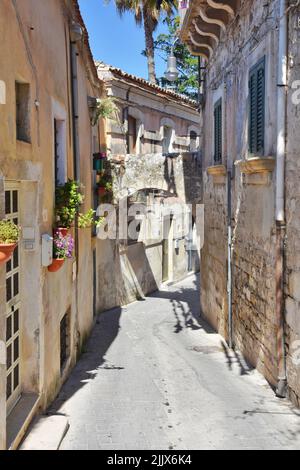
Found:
<box><xmin>48</xmin><ymin>258</ymin><xmax>65</xmax><ymax>272</ymax></box>
<box><xmin>56</xmin><ymin>227</ymin><xmax>69</xmax><ymax>237</ymax></box>
<box><xmin>97</xmin><ymin>187</ymin><xmax>106</xmax><ymax>197</ymax></box>
<box><xmin>0</xmin><ymin>243</ymin><xmax>18</xmax><ymax>264</ymax></box>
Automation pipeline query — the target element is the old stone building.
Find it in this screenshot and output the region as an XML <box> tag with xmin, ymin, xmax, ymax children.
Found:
<box><xmin>94</xmin><ymin>63</ymin><xmax>202</xmax><ymax>310</ymax></box>
<box><xmin>179</xmin><ymin>0</ymin><xmax>300</xmax><ymax>406</ymax></box>
<box><xmin>0</xmin><ymin>0</ymin><xmax>104</xmax><ymax>449</ymax></box>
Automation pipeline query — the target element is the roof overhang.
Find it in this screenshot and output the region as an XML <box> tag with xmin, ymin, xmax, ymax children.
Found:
<box><xmin>179</xmin><ymin>0</ymin><xmax>240</xmax><ymax>60</ymax></box>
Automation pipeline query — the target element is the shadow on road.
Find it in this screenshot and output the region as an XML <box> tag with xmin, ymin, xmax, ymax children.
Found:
<box><xmin>48</xmin><ymin>306</ymin><xmax>122</xmax><ymax>414</ymax></box>
<box><xmin>152</xmin><ymin>275</ymin><xmax>215</xmax><ymax>335</ymax></box>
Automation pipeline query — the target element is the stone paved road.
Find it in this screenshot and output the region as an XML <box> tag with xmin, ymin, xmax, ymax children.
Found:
<box><xmin>53</xmin><ymin>275</ymin><xmax>300</xmax><ymax>450</ymax></box>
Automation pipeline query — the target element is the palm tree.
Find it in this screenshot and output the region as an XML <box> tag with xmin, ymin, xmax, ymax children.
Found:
<box><xmin>114</xmin><ymin>0</ymin><xmax>176</xmax><ymax>83</ymax></box>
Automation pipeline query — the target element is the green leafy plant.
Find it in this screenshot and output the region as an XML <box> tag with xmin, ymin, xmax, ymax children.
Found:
<box><xmin>98</xmin><ymin>174</ymin><xmax>113</xmax><ymax>190</ymax></box>
<box><xmin>78</xmin><ymin>209</ymin><xmax>96</xmax><ymax>229</ymax></box>
<box><xmin>78</xmin><ymin>209</ymin><xmax>106</xmax><ymax>229</ymax></box>
<box><xmin>92</xmin><ymin>97</ymin><xmax>118</xmax><ymax>125</ymax></box>
<box><xmin>55</xmin><ymin>180</ymin><xmax>84</xmax><ymax>229</ymax></box>
<box><xmin>0</xmin><ymin>220</ymin><xmax>20</xmax><ymax>244</ymax></box>
<box><xmin>104</xmin><ymin>181</ymin><xmax>113</xmax><ymax>192</ymax></box>
<box><xmin>153</xmin><ymin>16</ymin><xmax>199</xmax><ymax>100</ymax></box>
<box><xmin>95</xmin><ymin>216</ymin><xmax>106</xmax><ymax>229</ymax></box>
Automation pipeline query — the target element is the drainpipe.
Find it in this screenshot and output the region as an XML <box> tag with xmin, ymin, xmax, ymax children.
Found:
<box><xmin>227</xmin><ymin>166</ymin><xmax>233</xmax><ymax>349</ymax></box>
<box><xmin>70</xmin><ymin>22</ymin><xmax>82</xmax><ymax>181</ymax></box>
<box><xmin>275</xmin><ymin>0</ymin><xmax>288</xmax><ymax>398</ymax></box>
<box><xmin>123</xmin><ymin>87</ymin><xmax>132</xmax><ymax>154</ymax></box>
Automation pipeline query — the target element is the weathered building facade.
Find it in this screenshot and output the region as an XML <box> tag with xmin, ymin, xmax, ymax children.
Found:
<box><xmin>179</xmin><ymin>0</ymin><xmax>300</xmax><ymax>406</ymax></box>
<box><xmin>0</xmin><ymin>0</ymin><xmax>103</xmax><ymax>449</ymax></box>
<box><xmin>0</xmin><ymin>0</ymin><xmax>203</xmax><ymax>450</ymax></box>
<box><xmin>95</xmin><ymin>63</ymin><xmax>202</xmax><ymax>310</ymax></box>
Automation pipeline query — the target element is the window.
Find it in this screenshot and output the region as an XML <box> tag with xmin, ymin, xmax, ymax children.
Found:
<box><xmin>128</xmin><ymin>116</ymin><xmax>137</xmax><ymax>154</ymax></box>
<box><xmin>249</xmin><ymin>57</ymin><xmax>265</xmax><ymax>155</ymax></box>
<box><xmin>190</xmin><ymin>131</ymin><xmax>197</xmax><ymax>152</ymax></box>
<box><xmin>16</xmin><ymin>82</ymin><xmax>30</xmax><ymax>142</ymax></box>
<box><xmin>54</xmin><ymin>119</ymin><xmax>66</xmax><ymax>186</ymax></box>
<box><xmin>60</xmin><ymin>312</ymin><xmax>70</xmax><ymax>372</ymax></box>
<box><xmin>163</xmin><ymin>126</ymin><xmax>173</xmax><ymax>154</ymax></box>
<box><xmin>5</xmin><ymin>185</ymin><xmax>21</xmax><ymax>415</ymax></box>
<box><xmin>214</xmin><ymin>99</ymin><xmax>222</xmax><ymax>164</ymax></box>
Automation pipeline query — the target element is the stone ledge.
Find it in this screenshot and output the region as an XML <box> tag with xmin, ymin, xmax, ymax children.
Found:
<box><xmin>19</xmin><ymin>414</ymin><xmax>69</xmax><ymax>451</ymax></box>
<box><xmin>207</xmin><ymin>164</ymin><xmax>227</xmax><ymax>184</ymax></box>
<box><xmin>235</xmin><ymin>157</ymin><xmax>275</xmax><ymax>186</ymax></box>
<box><xmin>235</xmin><ymin>156</ymin><xmax>275</xmax><ymax>174</ymax></box>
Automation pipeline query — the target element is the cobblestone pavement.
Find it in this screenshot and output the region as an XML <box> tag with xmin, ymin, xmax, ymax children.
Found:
<box><xmin>52</xmin><ymin>275</ymin><xmax>300</xmax><ymax>450</ymax></box>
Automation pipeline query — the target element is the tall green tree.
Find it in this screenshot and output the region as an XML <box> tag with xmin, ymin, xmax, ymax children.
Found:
<box><xmin>154</xmin><ymin>16</ymin><xmax>199</xmax><ymax>99</ymax></box>
<box><xmin>114</xmin><ymin>0</ymin><xmax>176</xmax><ymax>83</ymax></box>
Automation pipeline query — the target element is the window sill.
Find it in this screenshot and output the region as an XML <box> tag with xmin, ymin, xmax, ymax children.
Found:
<box><xmin>235</xmin><ymin>156</ymin><xmax>275</xmax><ymax>185</ymax></box>
<box><xmin>16</xmin><ymin>139</ymin><xmax>32</xmax><ymax>146</ymax></box>
<box><xmin>7</xmin><ymin>393</ymin><xmax>40</xmax><ymax>450</ymax></box>
<box><xmin>207</xmin><ymin>164</ymin><xmax>227</xmax><ymax>184</ymax></box>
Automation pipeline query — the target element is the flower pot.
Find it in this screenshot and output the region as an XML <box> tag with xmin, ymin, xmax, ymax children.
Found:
<box><xmin>93</xmin><ymin>159</ymin><xmax>104</xmax><ymax>172</ymax></box>
<box><xmin>48</xmin><ymin>258</ymin><xmax>65</xmax><ymax>272</ymax></box>
<box><xmin>0</xmin><ymin>243</ymin><xmax>18</xmax><ymax>264</ymax></box>
<box><xmin>97</xmin><ymin>187</ymin><xmax>106</xmax><ymax>197</ymax></box>
<box><xmin>56</xmin><ymin>227</ymin><xmax>69</xmax><ymax>237</ymax></box>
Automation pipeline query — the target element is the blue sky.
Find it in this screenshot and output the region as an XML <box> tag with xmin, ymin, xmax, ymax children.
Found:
<box><xmin>78</xmin><ymin>0</ymin><xmax>169</xmax><ymax>80</ymax></box>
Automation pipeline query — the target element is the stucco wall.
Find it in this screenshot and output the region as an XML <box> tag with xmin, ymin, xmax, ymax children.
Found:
<box><xmin>0</xmin><ymin>0</ymin><xmax>102</xmax><ymax>448</ymax></box>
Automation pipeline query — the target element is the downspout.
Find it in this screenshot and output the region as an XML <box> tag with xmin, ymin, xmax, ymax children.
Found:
<box><xmin>223</xmin><ymin>76</ymin><xmax>233</xmax><ymax>349</ymax></box>
<box><xmin>123</xmin><ymin>87</ymin><xmax>132</xmax><ymax>154</ymax></box>
<box><xmin>70</xmin><ymin>22</ymin><xmax>82</xmax><ymax>354</ymax></box>
<box><xmin>275</xmin><ymin>0</ymin><xmax>288</xmax><ymax>398</ymax></box>
<box><xmin>227</xmin><ymin>166</ymin><xmax>233</xmax><ymax>349</ymax></box>
<box><xmin>70</xmin><ymin>22</ymin><xmax>82</xmax><ymax>181</ymax></box>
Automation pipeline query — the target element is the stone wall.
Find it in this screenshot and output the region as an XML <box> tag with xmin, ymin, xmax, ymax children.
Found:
<box><xmin>284</xmin><ymin>9</ymin><xmax>300</xmax><ymax>406</ymax></box>
<box><xmin>200</xmin><ymin>0</ymin><xmax>283</xmax><ymax>391</ymax></box>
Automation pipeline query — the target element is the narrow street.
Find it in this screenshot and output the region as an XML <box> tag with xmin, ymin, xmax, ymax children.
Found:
<box><xmin>51</xmin><ymin>275</ymin><xmax>300</xmax><ymax>450</ymax></box>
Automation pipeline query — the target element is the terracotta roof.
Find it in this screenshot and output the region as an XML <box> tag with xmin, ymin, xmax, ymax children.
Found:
<box><xmin>96</xmin><ymin>61</ymin><xmax>198</xmax><ymax>108</ymax></box>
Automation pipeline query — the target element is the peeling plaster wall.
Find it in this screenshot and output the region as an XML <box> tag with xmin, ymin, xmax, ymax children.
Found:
<box><xmin>0</xmin><ymin>0</ymin><xmax>102</xmax><ymax>447</ymax></box>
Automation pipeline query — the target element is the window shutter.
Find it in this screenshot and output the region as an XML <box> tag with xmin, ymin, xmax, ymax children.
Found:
<box><xmin>249</xmin><ymin>58</ymin><xmax>265</xmax><ymax>155</ymax></box>
<box><xmin>214</xmin><ymin>99</ymin><xmax>222</xmax><ymax>164</ymax></box>
<box><xmin>256</xmin><ymin>63</ymin><xmax>265</xmax><ymax>153</ymax></box>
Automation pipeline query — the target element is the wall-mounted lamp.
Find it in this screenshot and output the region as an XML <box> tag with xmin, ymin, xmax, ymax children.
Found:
<box><xmin>70</xmin><ymin>22</ymin><xmax>83</xmax><ymax>43</ymax></box>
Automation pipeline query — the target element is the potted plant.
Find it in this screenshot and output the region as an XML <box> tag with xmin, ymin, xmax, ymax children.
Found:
<box><xmin>93</xmin><ymin>152</ymin><xmax>107</xmax><ymax>172</ymax></box>
<box><xmin>0</xmin><ymin>220</ymin><xmax>20</xmax><ymax>264</ymax></box>
<box><xmin>96</xmin><ymin>174</ymin><xmax>113</xmax><ymax>198</ymax></box>
<box><xmin>48</xmin><ymin>231</ymin><xmax>74</xmax><ymax>272</ymax></box>
<box><xmin>55</xmin><ymin>180</ymin><xmax>84</xmax><ymax>233</ymax></box>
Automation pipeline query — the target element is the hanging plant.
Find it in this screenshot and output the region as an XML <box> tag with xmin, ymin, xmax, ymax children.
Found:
<box><xmin>91</xmin><ymin>97</ymin><xmax>118</xmax><ymax>126</ymax></box>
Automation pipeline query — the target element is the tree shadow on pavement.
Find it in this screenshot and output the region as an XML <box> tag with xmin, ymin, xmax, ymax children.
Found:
<box><xmin>151</xmin><ymin>274</ymin><xmax>215</xmax><ymax>335</ymax></box>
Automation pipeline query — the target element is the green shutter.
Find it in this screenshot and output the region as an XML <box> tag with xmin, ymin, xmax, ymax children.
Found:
<box><xmin>214</xmin><ymin>99</ymin><xmax>222</xmax><ymax>164</ymax></box>
<box><xmin>249</xmin><ymin>57</ymin><xmax>265</xmax><ymax>155</ymax></box>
